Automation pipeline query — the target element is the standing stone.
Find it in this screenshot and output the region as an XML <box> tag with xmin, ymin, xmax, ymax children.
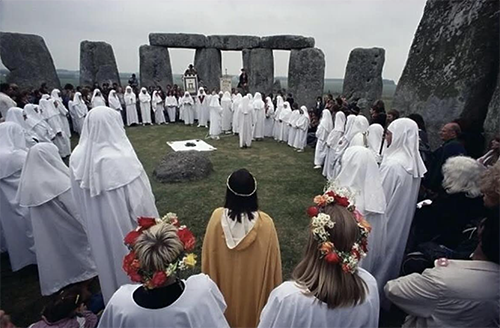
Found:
<box><xmin>288</xmin><ymin>48</ymin><xmax>325</xmax><ymax>109</ymax></box>
<box><xmin>207</xmin><ymin>35</ymin><xmax>261</xmax><ymax>50</ymax></box>
<box><xmin>342</xmin><ymin>48</ymin><xmax>385</xmax><ymax>115</ymax></box>
<box><xmin>149</xmin><ymin>33</ymin><xmax>207</xmax><ymax>48</ymax></box>
<box><xmin>273</xmin><ymin>79</ymin><xmax>282</xmax><ymax>94</ymax></box>
<box><xmin>260</xmin><ymin>35</ymin><xmax>315</xmax><ymax>50</ymax></box>
<box><xmin>484</xmin><ymin>75</ymin><xmax>499</xmax><ymax>142</ymax></box>
<box><xmin>242</xmin><ymin>49</ymin><xmax>274</xmax><ymax>95</ymax></box>
<box><xmin>0</xmin><ymin>32</ymin><xmax>60</xmax><ymax>90</ymax></box>
<box><xmin>194</xmin><ymin>48</ymin><xmax>221</xmax><ymax>91</ymax></box>
<box><xmin>80</xmin><ymin>41</ymin><xmax>121</xmax><ymax>87</ymax></box>
<box><xmin>139</xmin><ymin>45</ymin><xmax>173</xmax><ymax>88</ymax></box>
<box><xmin>393</xmin><ymin>0</ymin><xmax>499</xmax><ymax>149</ymax></box>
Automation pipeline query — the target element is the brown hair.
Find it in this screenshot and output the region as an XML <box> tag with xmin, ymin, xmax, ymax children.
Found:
<box><xmin>480</xmin><ymin>162</ymin><xmax>500</xmax><ymax>207</ymax></box>
<box><xmin>292</xmin><ymin>204</ymin><xmax>368</xmax><ymax>309</ymax></box>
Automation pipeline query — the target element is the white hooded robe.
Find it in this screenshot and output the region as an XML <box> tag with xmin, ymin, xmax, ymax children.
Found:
<box><xmin>314</xmin><ymin>109</ymin><xmax>334</xmax><ymax>166</ymax></box>
<box><xmin>165</xmin><ymin>95</ymin><xmax>178</xmax><ymax>123</ymax></box>
<box><xmin>139</xmin><ymin>88</ymin><xmax>152</xmax><ymax>124</ymax></box>
<box><xmin>252</xmin><ymin>93</ymin><xmax>266</xmax><ymax>139</ymax></box>
<box><xmin>152</xmin><ymin>91</ymin><xmax>166</xmax><ymax>124</ymax></box>
<box><xmin>264</xmin><ymin>97</ymin><xmax>275</xmax><ymax>138</ymax></box>
<box><xmin>221</xmin><ymin>92</ymin><xmax>233</xmax><ymax>132</ymax></box>
<box><xmin>124</xmin><ymin>87</ymin><xmax>139</xmax><ymax>126</ymax></box>
<box><xmin>238</xmin><ymin>96</ymin><xmax>255</xmax><ymax>148</ymax></box>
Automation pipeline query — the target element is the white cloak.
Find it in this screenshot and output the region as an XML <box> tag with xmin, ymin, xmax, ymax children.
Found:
<box><xmin>165</xmin><ymin>96</ymin><xmax>178</xmax><ymax>123</ymax></box>
<box><xmin>292</xmin><ymin>112</ymin><xmax>309</xmax><ymax>150</ymax></box>
<box><xmin>98</xmin><ymin>274</ymin><xmax>230</xmax><ymax>328</ymax></box>
<box><xmin>287</xmin><ymin>110</ymin><xmax>301</xmax><ymax>147</ymax></box>
<box><xmin>264</xmin><ymin>97</ymin><xmax>275</xmax><ymax>138</ymax></box>
<box><xmin>253</xmin><ymin>93</ymin><xmax>266</xmax><ymax>139</ymax></box>
<box><xmin>221</xmin><ymin>92</ymin><xmax>233</xmax><ymax>132</ymax></box>
<box><xmin>232</xmin><ymin>94</ymin><xmax>242</xmax><ymax>134</ymax></box>
<box><xmin>125</xmin><ymin>88</ymin><xmax>139</xmax><ymax>126</ymax></box>
<box><xmin>152</xmin><ymin>92</ymin><xmax>166</xmax><ymax>124</ymax></box>
<box><xmin>139</xmin><ymin>89</ymin><xmax>152</xmax><ymax>124</ymax></box>
<box><xmin>238</xmin><ymin>97</ymin><xmax>255</xmax><ymax>148</ymax></box>
<box><xmin>314</xmin><ymin>110</ymin><xmax>333</xmax><ymax>166</ymax></box>
<box><xmin>209</xmin><ymin>96</ymin><xmax>223</xmax><ymax>137</ymax></box>
<box><xmin>258</xmin><ymin>270</ymin><xmax>379</xmax><ymax>328</ymax></box>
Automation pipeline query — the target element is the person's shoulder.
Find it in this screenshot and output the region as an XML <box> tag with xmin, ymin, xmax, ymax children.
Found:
<box><xmin>357</xmin><ymin>268</ymin><xmax>378</xmax><ymax>292</ymax></box>
<box><xmin>257</xmin><ymin>211</ymin><xmax>276</xmax><ymax>226</ymax></box>
<box><xmin>107</xmin><ymin>284</ymin><xmax>140</xmax><ymax>305</ymax></box>
<box><xmin>269</xmin><ymin>281</ymin><xmax>304</xmax><ymax>302</ymax></box>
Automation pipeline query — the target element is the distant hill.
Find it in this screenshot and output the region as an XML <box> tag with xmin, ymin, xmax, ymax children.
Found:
<box><xmin>0</xmin><ymin>69</ymin><xmax>396</xmax><ymax>98</ymax></box>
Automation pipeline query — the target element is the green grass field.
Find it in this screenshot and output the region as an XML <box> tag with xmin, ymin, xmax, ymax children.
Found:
<box><xmin>129</xmin><ymin>124</ymin><xmax>327</xmax><ymax>275</ymax></box>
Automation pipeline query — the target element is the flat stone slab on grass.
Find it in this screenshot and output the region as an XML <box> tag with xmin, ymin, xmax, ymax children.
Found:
<box><xmin>153</xmin><ymin>151</ymin><xmax>213</xmax><ymax>183</ymax></box>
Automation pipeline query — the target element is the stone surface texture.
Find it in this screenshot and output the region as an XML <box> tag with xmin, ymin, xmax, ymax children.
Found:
<box><xmin>342</xmin><ymin>48</ymin><xmax>385</xmax><ymax>115</ymax></box>
<box><xmin>80</xmin><ymin>41</ymin><xmax>121</xmax><ymax>86</ymax></box>
<box><xmin>273</xmin><ymin>79</ymin><xmax>282</xmax><ymax>93</ymax></box>
<box><xmin>194</xmin><ymin>48</ymin><xmax>221</xmax><ymax>91</ymax></box>
<box><xmin>0</xmin><ymin>32</ymin><xmax>60</xmax><ymax>89</ymax></box>
<box><xmin>484</xmin><ymin>75</ymin><xmax>499</xmax><ymax>142</ymax></box>
<box><xmin>242</xmin><ymin>48</ymin><xmax>274</xmax><ymax>95</ymax></box>
<box><xmin>392</xmin><ymin>0</ymin><xmax>499</xmax><ymax>149</ymax></box>
<box><xmin>207</xmin><ymin>35</ymin><xmax>261</xmax><ymax>50</ymax></box>
<box><xmin>139</xmin><ymin>45</ymin><xmax>173</xmax><ymax>88</ymax></box>
<box><xmin>149</xmin><ymin>33</ymin><xmax>207</xmax><ymax>48</ymax></box>
<box><xmin>153</xmin><ymin>151</ymin><xmax>213</xmax><ymax>183</ymax></box>
<box><xmin>260</xmin><ymin>35</ymin><xmax>315</xmax><ymax>49</ymax></box>
<box><xmin>288</xmin><ymin>48</ymin><xmax>325</xmax><ymax>109</ymax></box>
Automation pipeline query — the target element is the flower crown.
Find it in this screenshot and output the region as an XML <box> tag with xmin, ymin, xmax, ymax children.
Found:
<box><xmin>123</xmin><ymin>213</ymin><xmax>197</xmax><ymax>289</ymax></box>
<box><xmin>306</xmin><ymin>184</ymin><xmax>371</xmax><ymax>274</ymax></box>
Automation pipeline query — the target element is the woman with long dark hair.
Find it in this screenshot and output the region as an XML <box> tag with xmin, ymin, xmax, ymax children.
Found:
<box><xmin>202</xmin><ymin>169</ymin><xmax>282</xmax><ymax>328</ymax></box>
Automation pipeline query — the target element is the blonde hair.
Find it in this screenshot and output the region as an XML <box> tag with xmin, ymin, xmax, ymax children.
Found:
<box><xmin>134</xmin><ymin>223</ymin><xmax>184</xmax><ymax>272</ymax></box>
<box><xmin>480</xmin><ymin>162</ymin><xmax>500</xmax><ymax>206</ymax></box>
<box><xmin>292</xmin><ymin>205</ymin><xmax>367</xmax><ymax>309</ymax></box>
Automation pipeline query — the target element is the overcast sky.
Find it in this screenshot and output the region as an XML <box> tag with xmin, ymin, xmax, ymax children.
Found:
<box><xmin>0</xmin><ymin>0</ymin><xmax>426</xmax><ymax>82</ymax></box>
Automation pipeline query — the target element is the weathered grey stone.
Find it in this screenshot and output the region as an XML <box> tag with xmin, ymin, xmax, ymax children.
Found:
<box><xmin>242</xmin><ymin>48</ymin><xmax>273</xmax><ymax>95</ymax></box>
<box><xmin>0</xmin><ymin>32</ymin><xmax>60</xmax><ymax>90</ymax></box>
<box><xmin>149</xmin><ymin>33</ymin><xmax>207</xmax><ymax>48</ymax></box>
<box><xmin>194</xmin><ymin>48</ymin><xmax>221</xmax><ymax>91</ymax></box>
<box><xmin>139</xmin><ymin>45</ymin><xmax>173</xmax><ymax>88</ymax></box>
<box><xmin>207</xmin><ymin>35</ymin><xmax>261</xmax><ymax>50</ymax></box>
<box><xmin>343</xmin><ymin>48</ymin><xmax>385</xmax><ymax>115</ymax></box>
<box><xmin>153</xmin><ymin>151</ymin><xmax>213</xmax><ymax>183</ymax></box>
<box><xmin>260</xmin><ymin>35</ymin><xmax>315</xmax><ymax>50</ymax></box>
<box><xmin>273</xmin><ymin>79</ymin><xmax>282</xmax><ymax>93</ymax></box>
<box><xmin>484</xmin><ymin>75</ymin><xmax>499</xmax><ymax>142</ymax></box>
<box><xmin>80</xmin><ymin>41</ymin><xmax>120</xmax><ymax>87</ymax></box>
<box><xmin>393</xmin><ymin>0</ymin><xmax>499</xmax><ymax>149</ymax></box>
<box><xmin>288</xmin><ymin>48</ymin><xmax>325</xmax><ymax>109</ymax></box>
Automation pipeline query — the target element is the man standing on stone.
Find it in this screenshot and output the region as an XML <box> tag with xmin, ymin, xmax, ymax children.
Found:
<box><xmin>237</xmin><ymin>68</ymin><xmax>248</xmax><ymax>94</ymax></box>
<box><xmin>424</xmin><ymin>122</ymin><xmax>467</xmax><ymax>194</ymax></box>
<box><xmin>0</xmin><ymin>83</ymin><xmax>16</xmax><ymax>119</ymax></box>
<box><xmin>184</xmin><ymin>64</ymin><xmax>197</xmax><ymax>76</ymax></box>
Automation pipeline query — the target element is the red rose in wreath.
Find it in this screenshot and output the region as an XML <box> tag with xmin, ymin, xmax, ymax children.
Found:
<box><xmin>124</xmin><ymin>230</ymin><xmax>141</xmax><ymax>246</ymax></box>
<box><xmin>151</xmin><ymin>271</ymin><xmax>167</xmax><ymax>288</ymax></box>
<box><xmin>138</xmin><ymin>217</ymin><xmax>157</xmax><ymax>229</ymax></box>
<box><xmin>334</xmin><ymin>195</ymin><xmax>350</xmax><ymax>207</ymax></box>
<box><xmin>177</xmin><ymin>227</ymin><xmax>196</xmax><ymax>252</ymax></box>
<box><xmin>325</xmin><ymin>251</ymin><xmax>340</xmax><ymax>264</ymax></box>
<box><xmin>307</xmin><ymin>206</ymin><xmax>319</xmax><ymax>218</ymax></box>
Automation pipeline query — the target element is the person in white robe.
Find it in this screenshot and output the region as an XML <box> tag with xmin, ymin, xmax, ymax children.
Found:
<box><xmin>108</xmin><ymin>90</ymin><xmax>122</xmax><ymax>111</ymax></box>
<box><xmin>322</xmin><ymin>111</ymin><xmax>348</xmax><ymax>178</ymax></box>
<box><xmin>335</xmin><ymin>146</ymin><xmax>387</xmax><ymax>290</ymax></box>
<box><xmin>98</xmin><ymin>220</ymin><xmax>229</xmax><ymax>328</ymax></box>
<box><xmin>378</xmin><ymin>118</ymin><xmax>427</xmax><ymax>309</ymax></box>
<box><xmin>151</xmin><ymin>91</ymin><xmax>166</xmax><ymax>125</ymax></box>
<box><xmin>277</xmin><ymin>101</ymin><xmax>292</xmax><ymax>143</ymax></box>
<box><xmin>238</xmin><ymin>96</ymin><xmax>255</xmax><ymax>148</ymax></box>
<box><xmin>69</xmin><ymin>106</ymin><xmax>159</xmax><ymax>303</ymax></box>
<box><xmin>252</xmin><ymin>92</ymin><xmax>266</xmax><ymax>140</ymax></box>
<box><xmin>165</xmin><ymin>92</ymin><xmax>178</xmax><ymax>123</ymax></box>
<box><xmin>50</xmin><ymin>89</ymin><xmax>71</xmax><ymax>138</ymax></box>
<box><xmin>5</xmin><ymin>107</ymin><xmax>38</xmax><ymax>148</ymax></box>
<box><xmin>181</xmin><ymin>92</ymin><xmax>195</xmax><ymax>125</ymax></box>
<box><xmin>197</xmin><ymin>88</ymin><xmax>209</xmax><ymax>128</ymax></box>
<box><xmin>91</xmin><ymin>89</ymin><xmax>106</xmax><ymax>108</ymax></box>
<box><xmin>208</xmin><ymin>92</ymin><xmax>223</xmax><ymax>139</ymax></box>
<box><xmin>273</xmin><ymin>96</ymin><xmax>284</xmax><ymax>140</ymax></box>
<box><xmin>0</xmin><ymin>122</ymin><xmax>36</xmax><ymax>271</ymax></box>
<box><xmin>232</xmin><ymin>93</ymin><xmax>242</xmax><ymax>134</ymax></box>
<box><xmin>0</xmin><ymin>88</ymin><xmax>16</xmax><ymax>119</ymax></box>
<box><xmin>349</xmin><ymin>115</ymin><xmax>370</xmax><ymax>147</ymax></box>
<box><xmin>264</xmin><ymin>97</ymin><xmax>275</xmax><ymax>138</ymax></box>
<box><xmin>313</xmin><ymin>109</ymin><xmax>333</xmax><ymax>168</ymax></box>
<box><xmin>16</xmin><ymin>143</ymin><xmax>97</xmax><ymax>296</ymax></box>
<box><xmin>287</xmin><ymin>107</ymin><xmax>301</xmax><ymax>148</ymax></box>
<box><xmin>69</xmin><ymin>92</ymin><xmax>88</xmax><ymax>134</ymax></box>
<box><xmin>367</xmin><ymin>123</ymin><xmax>385</xmax><ymax>164</ymax></box>
<box><xmin>39</xmin><ymin>97</ymin><xmax>71</xmax><ymax>157</ymax></box>
<box><xmin>292</xmin><ymin>106</ymin><xmax>310</xmax><ymax>152</ymax></box>
<box><xmin>23</xmin><ymin>104</ymin><xmax>56</xmax><ymax>143</ymax></box>
<box><xmin>124</xmin><ymin>86</ymin><xmax>139</xmax><ymax>126</ymax></box>
<box><xmin>221</xmin><ymin>91</ymin><xmax>233</xmax><ymax>133</ymax></box>
<box><xmin>138</xmin><ymin>88</ymin><xmax>152</xmax><ymax>125</ymax></box>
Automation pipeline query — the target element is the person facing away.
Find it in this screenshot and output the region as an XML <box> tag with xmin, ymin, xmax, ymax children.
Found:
<box><xmin>30</xmin><ymin>285</ymin><xmax>98</xmax><ymax>328</ymax></box>
<box><xmin>237</xmin><ymin>95</ymin><xmax>255</xmax><ymax>148</ymax></box>
<box><xmin>202</xmin><ymin>169</ymin><xmax>282</xmax><ymax>328</ymax></box>
<box><xmin>50</xmin><ymin>89</ymin><xmax>71</xmax><ymax>138</ymax></box>
<box><xmin>258</xmin><ymin>185</ymin><xmax>379</xmax><ymax>328</ymax></box>
<box><xmin>151</xmin><ymin>90</ymin><xmax>166</xmax><ymax>125</ymax></box>
<box><xmin>264</xmin><ymin>96</ymin><xmax>275</xmax><ymax>138</ymax></box>
<box><xmin>0</xmin><ymin>122</ymin><xmax>36</xmax><ymax>272</ymax></box>
<box><xmin>69</xmin><ymin>106</ymin><xmax>159</xmax><ymax>303</ymax></box>
<box><xmin>138</xmin><ymin>87</ymin><xmax>152</xmax><ymax>125</ymax></box>
<box><xmin>221</xmin><ymin>91</ymin><xmax>233</xmax><ymax>133</ymax></box>
<box><xmin>335</xmin><ymin>146</ymin><xmax>387</xmax><ymax>291</ymax></box>
<box><xmin>322</xmin><ymin>108</ymin><xmax>347</xmax><ymax>179</ymax></box>
<box><xmin>124</xmin><ymin>86</ymin><xmax>138</xmax><ymax>126</ymax></box>
<box><xmin>232</xmin><ymin>93</ymin><xmax>243</xmax><ymax>134</ymax></box>
<box><xmin>16</xmin><ymin>143</ymin><xmax>97</xmax><ymax>296</ymax></box>
<box><xmin>377</xmin><ymin>118</ymin><xmax>427</xmax><ymax>308</ymax></box>
<box><xmin>313</xmin><ymin>108</ymin><xmax>333</xmax><ymax>169</ymax></box>
<box><xmin>424</xmin><ymin>122</ymin><xmax>466</xmax><ymax>193</ymax></box>
<box><xmin>99</xmin><ymin>219</ymin><xmax>229</xmax><ymax>328</ymax></box>
<box><xmin>385</xmin><ymin>212</ymin><xmax>499</xmax><ymax>328</ymax></box>
<box><xmin>69</xmin><ymin>92</ymin><xmax>88</xmax><ymax>134</ymax></box>
<box><xmin>292</xmin><ymin>106</ymin><xmax>310</xmax><ymax>152</ymax></box>
<box><xmin>91</xmin><ymin>89</ymin><xmax>106</xmax><ymax>108</ymax></box>
<box><xmin>180</xmin><ymin>92</ymin><xmax>195</xmax><ymax>125</ymax></box>
<box><xmin>39</xmin><ymin>95</ymin><xmax>71</xmax><ymax>158</ymax></box>
<box><xmin>0</xmin><ymin>83</ymin><xmax>16</xmax><ymax>119</ymax></box>
<box><xmin>252</xmin><ymin>92</ymin><xmax>266</xmax><ymax>140</ymax></box>
<box><xmin>128</xmin><ymin>74</ymin><xmax>138</xmax><ymax>90</ymax></box>
<box><xmin>5</xmin><ymin>107</ymin><xmax>39</xmax><ymax>148</ymax></box>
